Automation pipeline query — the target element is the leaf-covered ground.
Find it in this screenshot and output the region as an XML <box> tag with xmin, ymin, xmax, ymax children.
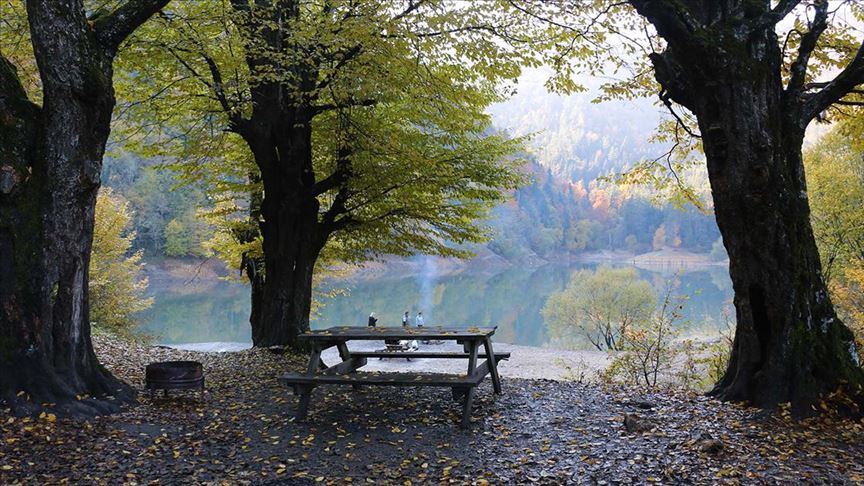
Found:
<box><xmin>2</xmin><ymin>336</ymin><xmax>864</xmax><ymax>485</ymax></box>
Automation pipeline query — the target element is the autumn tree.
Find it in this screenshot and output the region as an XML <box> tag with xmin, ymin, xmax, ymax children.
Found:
<box><xmin>543</xmin><ymin>266</ymin><xmax>655</xmax><ymax>351</ymax></box>
<box><xmin>509</xmin><ymin>0</ymin><xmax>864</xmax><ymax>410</ymax></box>
<box><xmin>0</xmin><ymin>0</ymin><xmax>168</xmax><ymax>416</ymax></box>
<box><xmin>116</xmin><ymin>0</ymin><xmax>575</xmax><ymax>347</ymax></box>
<box><xmin>623</xmin><ymin>0</ymin><xmax>864</xmax><ymax>412</ymax></box>
<box><xmin>536</xmin><ymin>0</ymin><xmax>864</xmax><ymax>411</ymax></box>
<box><xmin>90</xmin><ymin>189</ymin><xmax>153</xmax><ymax>336</ymax></box>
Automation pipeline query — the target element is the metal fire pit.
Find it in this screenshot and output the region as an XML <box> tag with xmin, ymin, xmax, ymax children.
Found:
<box><xmin>145</xmin><ymin>361</ymin><xmax>204</xmax><ymax>398</ymax></box>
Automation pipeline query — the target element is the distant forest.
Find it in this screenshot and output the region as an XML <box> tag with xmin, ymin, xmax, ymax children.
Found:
<box><xmin>102</xmin><ymin>78</ymin><xmax>721</xmax><ymax>263</ymax></box>
<box><xmin>487</xmin><ymin>161</ymin><xmax>721</xmax><ymax>260</ymax></box>
<box><xmin>101</xmin><ymin>151</ymin><xmax>721</xmax><ymax>264</ymax></box>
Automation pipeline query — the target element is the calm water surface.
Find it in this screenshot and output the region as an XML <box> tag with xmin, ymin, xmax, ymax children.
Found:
<box><xmin>139</xmin><ymin>260</ymin><xmax>734</xmax><ymax>349</ymax></box>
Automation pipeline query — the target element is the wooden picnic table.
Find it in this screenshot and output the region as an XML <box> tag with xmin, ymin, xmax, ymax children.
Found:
<box><xmin>280</xmin><ymin>326</ymin><xmax>508</xmax><ymax>428</ymax></box>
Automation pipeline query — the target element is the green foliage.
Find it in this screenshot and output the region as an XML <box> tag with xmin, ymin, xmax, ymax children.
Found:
<box><xmin>112</xmin><ymin>0</ymin><xmax>584</xmax><ymax>274</ymax></box>
<box><xmin>0</xmin><ymin>1</ymin><xmax>39</xmax><ymax>101</ymax></box>
<box><xmin>164</xmin><ymin>219</ymin><xmax>191</xmax><ymax>257</ymax></box>
<box><xmin>699</xmin><ymin>310</ymin><xmax>736</xmax><ymax>386</ymax></box>
<box><xmin>90</xmin><ymin>188</ymin><xmax>153</xmax><ymax>336</ymax></box>
<box><xmin>806</xmin><ymin>127</ymin><xmax>864</xmax><ymax>286</ymax></box>
<box><xmin>542</xmin><ymin>265</ymin><xmax>655</xmax><ymax>351</ymax></box>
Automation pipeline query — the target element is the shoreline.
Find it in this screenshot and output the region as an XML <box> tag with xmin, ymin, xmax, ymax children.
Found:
<box><xmin>163</xmin><ymin>340</ymin><xmax>611</xmax><ymax>381</ymax></box>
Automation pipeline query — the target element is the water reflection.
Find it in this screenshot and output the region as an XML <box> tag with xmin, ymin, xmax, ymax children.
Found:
<box><xmin>139</xmin><ymin>260</ymin><xmax>734</xmax><ymax>349</ymax></box>
<box><xmin>316</xmin><ymin>261</ymin><xmax>733</xmax><ymax>348</ymax></box>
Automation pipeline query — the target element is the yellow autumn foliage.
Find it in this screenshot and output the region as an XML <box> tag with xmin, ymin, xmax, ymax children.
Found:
<box><xmin>90</xmin><ymin>188</ymin><xmax>153</xmax><ymax>335</ymax></box>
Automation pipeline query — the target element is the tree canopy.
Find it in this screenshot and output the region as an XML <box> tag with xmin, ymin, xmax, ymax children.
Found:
<box><xmin>110</xmin><ymin>0</ymin><xmax>590</xmax><ymax>345</ymax></box>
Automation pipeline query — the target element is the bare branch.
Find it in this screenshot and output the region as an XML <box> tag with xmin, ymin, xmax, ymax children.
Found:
<box><xmin>0</xmin><ymin>54</ymin><xmax>31</xmax><ymax>105</ymax></box>
<box><xmin>628</xmin><ymin>0</ymin><xmax>704</xmax><ymax>47</ymax></box>
<box><xmin>659</xmin><ymin>88</ymin><xmax>700</xmax><ymax>139</ymax></box>
<box><xmin>747</xmin><ymin>0</ymin><xmax>804</xmax><ymax>33</ymax></box>
<box><xmin>312</xmin><ymin>98</ymin><xmax>376</xmax><ymax>115</ymax></box>
<box><xmin>392</xmin><ymin>0</ymin><xmax>429</xmax><ymax>22</ymax></box>
<box><xmin>200</xmin><ymin>52</ymin><xmax>247</xmax><ymax>131</ymax></box>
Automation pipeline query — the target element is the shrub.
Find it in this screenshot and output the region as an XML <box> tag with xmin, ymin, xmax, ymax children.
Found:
<box><xmin>602</xmin><ymin>282</ymin><xmax>685</xmax><ymax>388</ymax></box>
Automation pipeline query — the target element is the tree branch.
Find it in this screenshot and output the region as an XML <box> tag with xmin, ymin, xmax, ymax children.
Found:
<box><xmin>200</xmin><ymin>51</ymin><xmax>247</xmax><ymax>131</ymax></box>
<box><xmin>392</xmin><ymin>0</ymin><xmax>428</xmax><ymax>22</ymax></box>
<box><xmin>0</xmin><ymin>54</ymin><xmax>32</xmax><ymax>106</ymax></box>
<box><xmin>156</xmin><ymin>42</ymin><xmax>248</xmax><ymax>132</ymax></box>
<box><xmin>747</xmin><ymin>0</ymin><xmax>803</xmax><ymax>34</ymax></box>
<box><xmin>92</xmin><ymin>0</ymin><xmax>171</xmax><ymax>52</ymax></box>
<box><xmin>316</xmin><ymin>44</ymin><xmax>363</xmax><ymax>91</ymax></box>
<box><xmin>803</xmin><ymin>40</ymin><xmax>864</xmax><ymax>123</ymax></box>
<box><xmin>786</xmin><ymin>0</ymin><xmax>828</xmax><ymax>94</ymax></box>
<box><xmin>627</xmin><ymin>0</ymin><xmax>704</xmax><ymax>48</ymax></box>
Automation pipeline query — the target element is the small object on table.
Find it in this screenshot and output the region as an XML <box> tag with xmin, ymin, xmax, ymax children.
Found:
<box><xmin>145</xmin><ymin>360</ymin><xmax>205</xmax><ymax>398</ymax></box>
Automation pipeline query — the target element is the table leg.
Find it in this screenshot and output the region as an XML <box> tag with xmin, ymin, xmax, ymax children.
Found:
<box><xmin>467</xmin><ymin>340</ymin><xmax>478</xmax><ymax>375</ymax></box>
<box><xmin>460</xmin><ymin>387</ymin><xmax>475</xmax><ymax>429</ymax></box>
<box><xmin>296</xmin><ymin>385</ymin><xmax>313</xmax><ymax>421</ymax></box>
<box><xmin>483</xmin><ymin>338</ymin><xmax>502</xmax><ymax>394</ymax></box>
<box><xmin>296</xmin><ymin>345</ymin><xmax>321</xmax><ymax>421</ymax></box>
<box><xmin>460</xmin><ymin>341</ymin><xmax>479</xmax><ymax>428</ymax></box>
<box><xmin>307</xmin><ymin>345</ymin><xmax>322</xmax><ymax>374</ymax></box>
<box><xmin>336</xmin><ymin>342</ymin><xmax>351</xmax><ymax>361</ymax></box>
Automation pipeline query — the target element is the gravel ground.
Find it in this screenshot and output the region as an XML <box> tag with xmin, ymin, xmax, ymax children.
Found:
<box><xmin>1</xmin><ymin>335</ymin><xmax>863</xmax><ymax>485</ymax></box>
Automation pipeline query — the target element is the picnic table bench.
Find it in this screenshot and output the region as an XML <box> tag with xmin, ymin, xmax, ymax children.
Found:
<box><xmin>280</xmin><ymin>326</ymin><xmax>508</xmax><ymax>428</ymax></box>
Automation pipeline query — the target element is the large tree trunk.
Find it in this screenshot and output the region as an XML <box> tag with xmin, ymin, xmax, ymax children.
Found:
<box><xmin>0</xmin><ymin>0</ymin><xmax>167</xmax><ymax>416</ymax></box>
<box><xmin>226</xmin><ymin>0</ymin><xmax>332</xmax><ymax>348</ymax></box>
<box><xmin>698</xmin><ymin>82</ymin><xmax>861</xmax><ymax>411</ymax></box>
<box><xmin>243</xmin><ymin>118</ymin><xmax>326</xmax><ymax>348</ymax></box>
<box><xmin>638</xmin><ymin>5</ymin><xmax>864</xmax><ymax>412</ymax></box>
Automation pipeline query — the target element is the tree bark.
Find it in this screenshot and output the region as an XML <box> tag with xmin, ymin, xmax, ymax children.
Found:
<box><xmin>0</xmin><ymin>0</ymin><xmax>168</xmax><ymax>417</ymax></box>
<box><xmin>630</xmin><ymin>0</ymin><xmax>864</xmax><ymax>412</ymax></box>
<box><xmin>242</xmin><ymin>119</ymin><xmax>327</xmax><ymax>347</ymax></box>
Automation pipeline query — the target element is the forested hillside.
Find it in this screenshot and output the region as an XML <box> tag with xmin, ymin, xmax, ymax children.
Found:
<box><xmin>101</xmin><ymin>152</ymin><xmax>211</xmax><ymax>257</ymax></box>
<box><xmin>489</xmin><ymin>70</ymin><xmax>663</xmax><ymax>182</ymax></box>
<box><xmin>487</xmin><ymin>159</ymin><xmax>720</xmax><ymax>260</ymax></box>
<box><xmin>100</xmin><ymin>71</ymin><xmax>721</xmax><ymax>263</ymax></box>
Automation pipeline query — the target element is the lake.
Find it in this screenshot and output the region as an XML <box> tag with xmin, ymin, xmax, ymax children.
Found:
<box><xmin>138</xmin><ymin>258</ymin><xmax>734</xmax><ymax>349</ymax></box>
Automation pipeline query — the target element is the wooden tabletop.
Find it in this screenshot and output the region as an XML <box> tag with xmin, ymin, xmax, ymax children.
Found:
<box><xmin>299</xmin><ymin>326</ymin><xmax>497</xmax><ymax>341</ymax></box>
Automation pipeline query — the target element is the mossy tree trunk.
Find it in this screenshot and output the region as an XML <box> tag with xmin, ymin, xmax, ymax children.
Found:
<box><xmin>629</xmin><ymin>0</ymin><xmax>864</xmax><ymax>412</ymax></box>
<box><xmin>0</xmin><ymin>0</ymin><xmax>168</xmax><ymax>417</ymax></box>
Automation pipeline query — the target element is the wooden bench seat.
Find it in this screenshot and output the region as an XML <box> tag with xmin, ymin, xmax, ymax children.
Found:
<box><xmin>350</xmin><ymin>351</ymin><xmax>510</xmax><ymax>360</ymax></box>
<box><xmin>280</xmin><ymin>370</ymin><xmax>482</xmax><ymax>388</ymax></box>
